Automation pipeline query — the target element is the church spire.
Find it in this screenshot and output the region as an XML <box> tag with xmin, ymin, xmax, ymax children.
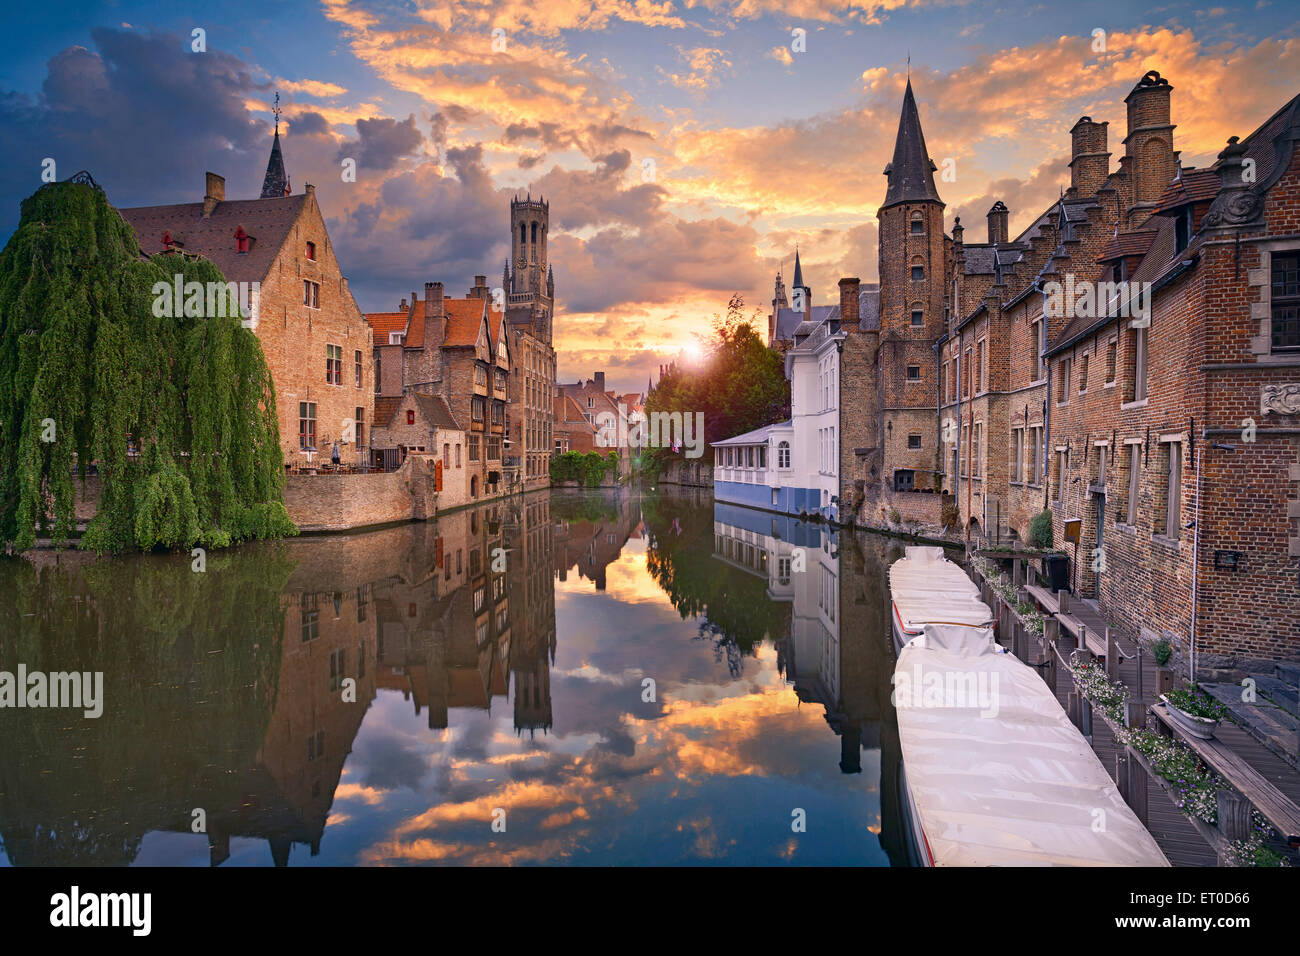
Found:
<box><xmin>881</xmin><ymin>78</ymin><xmax>941</xmax><ymax>210</ymax></box>
<box><xmin>792</xmin><ymin>247</ymin><xmax>804</xmax><ymax>289</ymax></box>
<box><xmin>260</xmin><ymin>92</ymin><xmax>291</xmax><ymax>199</ymax></box>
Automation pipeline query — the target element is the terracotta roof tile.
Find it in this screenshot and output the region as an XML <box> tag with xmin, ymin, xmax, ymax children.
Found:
<box><xmin>366</xmin><ymin>310</ymin><xmax>408</xmax><ymax>343</ymax></box>
<box><xmin>118</xmin><ymin>195</ymin><xmax>307</xmax><ymax>284</ymax></box>
<box><xmin>441</xmin><ymin>298</ymin><xmax>486</xmax><ymax>347</ymax></box>
<box><xmin>413</xmin><ymin>392</ymin><xmax>461</xmax><ymax>431</ymax></box>
<box><xmin>373</xmin><ymin>396</ymin><xmax>403</xmax><ymax>428</ymax></box>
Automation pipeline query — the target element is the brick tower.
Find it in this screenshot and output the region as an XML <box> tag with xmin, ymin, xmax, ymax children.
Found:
<box><xmin>877</xmin><ymin>78</ymin><xmax>945</xmax><ymax>489</ymax></box>
<box><xmin>508</xmin><ymin>194</ymin><xmax>553</xmax><ymax>344</ymax></box>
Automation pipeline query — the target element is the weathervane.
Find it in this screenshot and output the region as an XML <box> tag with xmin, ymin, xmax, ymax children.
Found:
<box><xmin>273</xmin><ymin>91</ymin><xmax>281</xmax><ymax>135</ymax></box>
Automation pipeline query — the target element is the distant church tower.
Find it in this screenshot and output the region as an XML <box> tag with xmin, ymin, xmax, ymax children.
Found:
<box><xmin>508</xmin><ymin>194</ymin><xmax>553</xmax><ymax>344</ymax></box>
<box><xmin>260</xmin><ymin>93</ymin><xmax>291</xmax><ymax>199</ymax></box>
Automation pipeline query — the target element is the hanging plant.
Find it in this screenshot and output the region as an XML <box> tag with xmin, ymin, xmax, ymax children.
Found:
<box><xmin>0</xmin><ymin>179</ymin><xmax>296</xmax><ymax>552</ymax></box>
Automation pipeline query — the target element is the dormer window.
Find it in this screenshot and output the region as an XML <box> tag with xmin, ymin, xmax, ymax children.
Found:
<box><xmin>306</xmin><ymin>241</ymin><xmax>317</xmax><ymax>261</ymax></box>
<box><xmin>1174</xmin><ymin>207</ymin><xmax>1191</xmax><ymax>255</ymax></box>
<box><xmin>234</xmin><ymin>226</ymin><xmax>250</xmax><ymax>254</ymax></box>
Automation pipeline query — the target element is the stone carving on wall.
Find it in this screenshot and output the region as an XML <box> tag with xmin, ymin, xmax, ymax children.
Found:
<box><xmin>1261</xmin><ymin>382</ymin><xmax>1300</xmax><ymax>416</ymax></box>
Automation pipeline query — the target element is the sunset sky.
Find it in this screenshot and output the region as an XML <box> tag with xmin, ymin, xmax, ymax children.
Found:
<box><xmin>2</xmin><ymin>0</ymin><xmax>1298</xmax><ymax>394</ymax></box>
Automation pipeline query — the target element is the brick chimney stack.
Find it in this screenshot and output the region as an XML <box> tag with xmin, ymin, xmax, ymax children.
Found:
<box><xmin>838</xmin><ymin>277</ymin><xmax>861</xmax><ymax>331</ymax></box>
<box><xmin>1069</xmin><ymin>116</ymin><xmax>1110</xmax><ymax>198</ymax></box>
<box><xmin>203</xmin><ymin>172</ymin><xmax>225</xmax><ymax>219</ymax></box>
<box><xmin>1123</xmin><ymin>70</ymin><xmax>1177</xmax><ymax>227</ymax></box>
<box><xmin>987</xmin><ymin>201</ymin><xmax>1009</xmax><ymax>244</ymax></box>
<box><xmin>594</xmin><ymin>371</ymin><xmax>606</xmax><ymax>394</ymax></box>
<box><xmin>469</xmin><ymin>275</ymin><xmax>488</xmax><ymax>299</ymax></box>
<box><xmin>426</xmin><ymin>281</ymin><xmax>446</xmax><ymax>345</ymax></box>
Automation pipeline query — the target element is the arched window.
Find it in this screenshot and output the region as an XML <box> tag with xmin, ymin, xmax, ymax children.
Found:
<box><xmin>531</xmin><ymin>221</ymin><xmax>538</xmax><ymax>244</ymax></box>
<box><xmin>778</xmin><ymin>441</ymin><xmax>790</xmax><ymax>468</ymax></box>
<box><xmin>520</xmin><ymin>222</ymin><xmax>527</xmax><ymax>247</ymax></box>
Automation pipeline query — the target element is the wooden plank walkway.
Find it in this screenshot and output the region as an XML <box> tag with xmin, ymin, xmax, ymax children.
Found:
<box><xmin>977</xmin><ymin>557</ymin><xmax>1300</xmax><ymax>865</ymax></box>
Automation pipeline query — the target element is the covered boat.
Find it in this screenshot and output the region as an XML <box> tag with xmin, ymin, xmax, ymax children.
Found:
<box><xmin>889</xmin><ymin>546</ymin><xmax>993</xmax><ymax>654</ymax></box>
<box><xmin>894</xmin><ymin>621</ymin><xmax>1170</xmax><ymax>867</ymax></box>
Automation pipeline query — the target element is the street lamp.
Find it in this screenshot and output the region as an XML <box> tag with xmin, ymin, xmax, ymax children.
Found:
<box><xmin>1189</xmin><ymin>441</ymin><xmax>1235</xmax><ymax>685</ymax></box>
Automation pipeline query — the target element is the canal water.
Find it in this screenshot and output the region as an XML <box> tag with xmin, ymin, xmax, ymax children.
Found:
<box><xmin>0</xmin><ymin>487</ymin><xmax>936</xmax><ymax>866</ymax></box>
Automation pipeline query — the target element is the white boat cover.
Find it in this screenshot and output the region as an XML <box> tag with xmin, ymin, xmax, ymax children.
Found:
<box><xmin>895</xmin><ymin>622</ymin><xmax>1169</xmax><ymax>866</ymax></box>
<box><xmin>890</xmin><ymin>547</ymin><xmax>992</xmax><ymax>632</ymax></box>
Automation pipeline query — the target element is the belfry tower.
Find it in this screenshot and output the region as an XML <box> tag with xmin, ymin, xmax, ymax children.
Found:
<box><xmin>507</xmin><ymin>194</ymin><xmax>553</xmax><ymax>343</ymax></box>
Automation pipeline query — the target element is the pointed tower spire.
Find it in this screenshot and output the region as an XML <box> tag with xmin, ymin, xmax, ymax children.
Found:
<box><xmin>260</xmin><ymin>92</ymin><xmax>290</xmax><ymax>199</ymax></box>
<box><xmin>881</xmin><ymin>78</ymin><xmax>941</xmax><ymax>210</ymax></box>
<box><xmin>792</xmin><ymin>247</ymin><xmax>804</xmax><ymax>288</ymax></box>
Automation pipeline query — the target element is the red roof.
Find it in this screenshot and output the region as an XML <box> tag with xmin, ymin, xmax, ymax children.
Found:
<box><xmin>1151</xmin><ymin>169</ymin><xmax>1220</xmax><ymax>216</ymax></box>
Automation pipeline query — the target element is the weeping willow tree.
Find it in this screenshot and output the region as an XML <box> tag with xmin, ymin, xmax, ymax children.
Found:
<box><xmin>0</xmin><ymin>177</ymin><xmax>296</xmax><ymax>552</ymax></box>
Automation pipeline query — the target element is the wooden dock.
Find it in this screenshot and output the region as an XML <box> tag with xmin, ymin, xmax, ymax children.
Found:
<box><xmin>972</xmin><ymin>549</ymin><xmax>1300</xmax><ymax>866</ymax></box>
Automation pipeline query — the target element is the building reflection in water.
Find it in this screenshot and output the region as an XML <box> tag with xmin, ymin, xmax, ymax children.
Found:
<box><xmin>0</xmin><ymin>487</ymin><xmax>913</xmax><ymax>866</ymax></box>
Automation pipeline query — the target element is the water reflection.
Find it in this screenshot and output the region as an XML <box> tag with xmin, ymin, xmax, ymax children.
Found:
<box><xmin>0</xmin><ymin>488</ymin><xmax>921</xmax><ymax>866</ymax></box>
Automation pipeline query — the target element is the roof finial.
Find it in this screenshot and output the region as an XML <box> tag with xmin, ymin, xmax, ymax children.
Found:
<box><xmin>907</xmin><ymin>52</ymin><xmax>910</xmax><ymax>81</ymax></box>
<box><xmin>273</xmin><ymin>91</ymin><xmax>281</xmax><ymax>136</ymax></box>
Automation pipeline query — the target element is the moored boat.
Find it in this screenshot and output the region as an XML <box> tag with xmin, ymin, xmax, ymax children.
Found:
<box><xmin>888</xmin><ymin>546</ymin><xmax>993</xmax><ymax>655</ymax></box>
<box><xmin>892</xmin><ymin>618</ymin><xmax>1170</xmax><ymax>866</ymax></box>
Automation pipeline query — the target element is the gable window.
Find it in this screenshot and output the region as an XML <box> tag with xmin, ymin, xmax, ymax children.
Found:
<box><xmin>407</xmin><ymin>409</ymin><xmax>416</xmax><ymax>426</ymax></box>
<box><xmin>1271</xmin><ymin>251</ymin><xmax>1300</xmax><ymax>352</ymax></box>
<box><xmin>326</xmin><ymin>344</ymin><xmax>342</xmax><ymax>385</ymax></box>
<box><xmin>303</xmin><ymin>279</ymin><xmax>320</xmax><ymax>309</ymax></box>
<box><xmin>306</xmin><ymin>240</ymin><xmax>317</xmax><ymax>261</ymax></box>
<box><xmin>298</xmin><ymin>402</ymin><xmax>317</xmax><ymax>449</ymax></box>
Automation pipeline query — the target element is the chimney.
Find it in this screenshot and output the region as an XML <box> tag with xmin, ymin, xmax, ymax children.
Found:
<box><xmin>399</xmin><ymin>297</ymin><xmax>408</xmax><ymax>312</ymax></box>
<box><xmin>1123</xmin><ymin>71</ymin><xmax>1176</xmax><ymax>221</ymax></box>
<box><xmin>425</xmin><ymin>281</ymin><xmax>446</xmax><ymax>345</ymax></box>
<box><xmin>203</xmin><ymin>172</ymin><xmax>225</xmax><ymax>219</ymax></box>
<box><xmin>838</xmin><ymin>277</ymin><xmax>861</xmax><ymax>331</ymax></box>
<box><xmin>1069</xmin><ymin>116</ymin><xmax>1110</xmax><ymax>198</ymax></box>
<box><xmin>594</xmin><ymin>371</ymin><xmax>606</xmax><ymax>394</ymax></box>
<box><xmin>987</xmin><ymin>201</ymin><xmax>1009</xmax><ymax>244</ymax></box>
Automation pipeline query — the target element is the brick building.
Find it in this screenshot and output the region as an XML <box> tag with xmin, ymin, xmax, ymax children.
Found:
<box><xmin>366</xmin><ymin>284</ymin><xmax>509</xmax><ymax>500</ymax></box>
<box><xmin>554</xmin><ymin>392</ymin><xmax>598</xmax><ymax>453</ymax></box>
<box><xmin>368</xmin><ymin>392</ymin><xmax>470</xmax><ymax>509</ymax></box>
<box><xmin>558</xmin><ymin>372</ymin><xmax>635</xmax><ymax>476</ymax></box>
<box><xmin>924</xmin><ymin>71</ymin><xmax>1300</xmax><ymax>676</ymax></box>
<box><xmin>120</xmin><ymin>125</ymin><xmax>374</xmax><ymax>466</ymax></box>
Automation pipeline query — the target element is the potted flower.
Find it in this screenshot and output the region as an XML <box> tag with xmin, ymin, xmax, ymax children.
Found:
<box><xmin>1161</xmin><ymin>684</ymin><xmax>1227</xmax><ymax>740</ymax></box>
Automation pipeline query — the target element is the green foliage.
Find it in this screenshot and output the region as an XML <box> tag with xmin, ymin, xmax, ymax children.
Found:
<box><xmin>550</xmin><ymin>450</ymin><xmax>617</xmax><ymax>487</ymax></box>
<box><xmin>0</xmin><ymin>180</ymin><xmax>296</xmax><ymax>552</ymax></box>
<box><xmin>646</xmin><ymin>294</ymin><xmax>789</xmax><ymax>462</ymax></box>
<box><xmin>1151</xmin><ymin>637</ymin><xmax>1173</xmax><ymax>667</ymax></box>
<box><xmin>1028</xmin><ymin>509</ymin><xmax>1053</xmax><ymax>549</ymax></box>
